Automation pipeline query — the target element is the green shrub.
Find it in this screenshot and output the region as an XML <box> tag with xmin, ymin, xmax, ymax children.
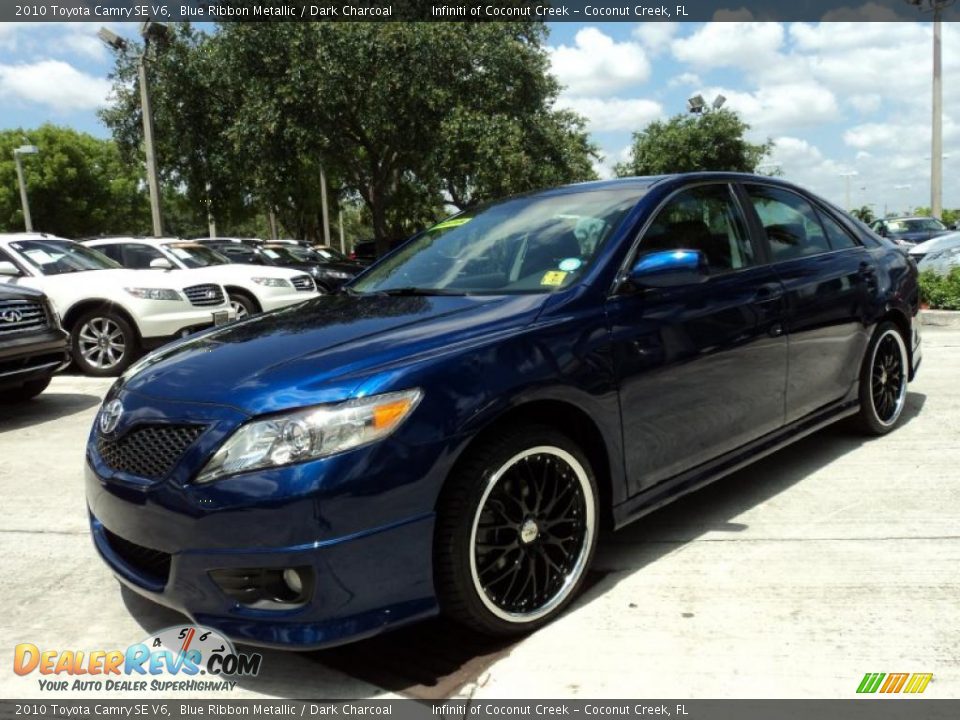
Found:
<box><xmin>919</xmin><ymin>268</ymin><xmax>960</xmax><ymax>310</ymax></box>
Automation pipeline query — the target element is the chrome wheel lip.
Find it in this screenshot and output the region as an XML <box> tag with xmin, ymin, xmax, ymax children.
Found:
<box><xmin>77</xmin><ymin>317</ymin><xmax>126</xmax><ymax>370</ymax></box>
<box><xmin>469</xmin><ymin>445</ymin><xmax>596</xmax><ymax>624</ymax></box>
<box><xmin>869</xmin><ymin>329</ymin><xmax>908</xmax><ymax>428</ymax></box>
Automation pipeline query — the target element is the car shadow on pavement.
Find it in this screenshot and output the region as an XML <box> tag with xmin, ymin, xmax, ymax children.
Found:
<box><xmin>121</xmin><ymin>392</ymin><xmax>927</xmax><ymax>701</ymax></box>
<box><xmin>0</xmin><ymin>392</ymin><xmax>102</xmax><ymax>432</ymax></box>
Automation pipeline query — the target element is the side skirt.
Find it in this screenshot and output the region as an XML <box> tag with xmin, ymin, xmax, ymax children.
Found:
<box><xmin>611</xmin><ymin>397</ymin><xmax>861</xmax><ymax>531</ymax></box>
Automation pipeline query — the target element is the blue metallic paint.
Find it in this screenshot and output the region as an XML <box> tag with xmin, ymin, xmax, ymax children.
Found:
<box><xmin>85</xmin><ymin>173</ymin><xmax>921</xmax><ymax>649</ymax></box>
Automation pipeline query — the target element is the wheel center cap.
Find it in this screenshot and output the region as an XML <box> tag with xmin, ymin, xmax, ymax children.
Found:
<box><xmin>98</xmin><ymin>336</ymin><xmax>108</xmax><ymax>347</ymax></box>
<box><xmin>519</xmin><ymin>519</ymin><xmax>539</xmax><ymax>544</ymax></box>
<box><xmin>880</xmin><ymin>368</ymin><xmax>888</xmax><ymax>385</ymax></box>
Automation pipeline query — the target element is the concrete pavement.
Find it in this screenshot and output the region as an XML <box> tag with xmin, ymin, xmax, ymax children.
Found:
<box><xmin>1</xmin><ymin>330</ymin><xmax>958</xmax><ymax>699</ymax></box>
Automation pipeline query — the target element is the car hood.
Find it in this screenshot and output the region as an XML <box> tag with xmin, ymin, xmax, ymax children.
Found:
<box><xmin>27</xmin><ymin>268</ymin><xmax>198</xmax><ymax>291</ymax></box>
<box><xmin>121</xmin><ymin>292</ymin><xmax>546</xmax><ymax>415</ymax></box>
<box><xmin>173</xmin><ymin>264</ymin><xmax>302</xmax><ymax>282</ymax></box>
<box><xmin>0</xmin><ymin>282</ymin><xmax>46</xmax><ymax>301</ymax></box>
<box><xmin>909</xmin><ymin>231</ymin><xmax>960</xmax><ymax>254</ymax></box>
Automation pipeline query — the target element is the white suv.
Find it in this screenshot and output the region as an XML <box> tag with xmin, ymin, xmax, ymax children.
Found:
<box><xmin>83</xmin><ymin>237</ymin><xmax>319</xmax><ymax>318</ymax></box>
<box><xmin>0</xmin><ymin>234</ymin><xmax>235</xmax><ymax>376</ymax></box>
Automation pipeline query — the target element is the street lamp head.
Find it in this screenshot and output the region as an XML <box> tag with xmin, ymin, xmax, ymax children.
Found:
<box><xmin>687</xmin><ymin>95</ymin><xmax>706</xmax><ymax>114</ymax></box>
<box><xmin>712</xmin><ymin>94</ymin><xmax>727</xmax><ymax>110</ymax></box>
<box><xmin>14</xmin><ymin>145</ymin><xmax>39</xmax><ymax>156</ymax></box>
<box><xmin>97</xmin><ymin>27</ymin><xmax>128</xmax><ymax>51</ymax></box>
<box><xmin>140</xmin><ymin>21</ymin><xmax>171</xmax><ymax>42</ymax></box>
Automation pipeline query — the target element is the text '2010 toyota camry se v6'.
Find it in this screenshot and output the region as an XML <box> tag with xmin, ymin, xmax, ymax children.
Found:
<box><xmin>86</xmin><ymin>174</ymin><xmax>921</xmax><ymax>649</ymax></box>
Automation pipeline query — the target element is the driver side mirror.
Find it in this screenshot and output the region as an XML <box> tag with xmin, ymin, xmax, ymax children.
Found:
<box><xmin>149</xmin><ymin>258</ymin><xmax>173</xmax><ymax>270</ymax></box>
<box><xmin>624</xmin><ymin>249</ymin><xmax>708</xmax><ymax>290</ymax></box>
<box><xmin>0</xmin><ymin>260</ymin><xmax>21</xmax><ymax>277</ymax></box>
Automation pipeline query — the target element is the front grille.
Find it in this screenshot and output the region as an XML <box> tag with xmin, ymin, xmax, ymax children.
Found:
<box><xmin>103</xmin><ymin>528</ymin><xmax>171</xmax><ymax>584</ymax></box>
<box><xmin>291</xmin><ymin>275</ymin><xmax>315</xmax><ymax>292</ymax></box>
<box><xmin>97</xmin><ymin>424</ymin><xmax>205</xmax><ymax>480</ymax></box>
<box><xmin>183</xmin><ymin>284</ymin><xmax>225</xmax><ymax>306</ymax></box>
<box><xmin>0</xmin><ymin>299</ymin><xmax>47</xmax><ymax>335</ymax></box>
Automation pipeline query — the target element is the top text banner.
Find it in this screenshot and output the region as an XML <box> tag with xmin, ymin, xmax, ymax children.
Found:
<box><xmin>8</xmin><ymin>0</ymin><xmax>960</xmax><ymax>23</ymax></box>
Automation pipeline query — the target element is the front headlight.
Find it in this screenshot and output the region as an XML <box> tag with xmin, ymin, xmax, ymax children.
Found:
<box><xmin>196</xmin><ymin>389</ymin><xmax>423</xmax><ymax>484</ymax></box>
<box><xmin>125</xmin><ymin>287</ymin><xmax>182</xmax><ymax>301</ymax></box>
<box><xmin>251</xmin><ymin>277</ymin><xmax>290</xmax><ymax>287</ymax></box>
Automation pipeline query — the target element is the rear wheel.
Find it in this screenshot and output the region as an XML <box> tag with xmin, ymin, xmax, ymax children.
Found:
<box><xmin>71</xmin><ymin>310</ymin><xmax>139</xmax><ymax>377</ymax></box>
<box><xmin>1</xmin><ymin>377</ymin><xmax>51</xmax><ymax>402</ymax></box>
<box><xmin>853</xmin><ymin>322</ymin><xmax>909</xmax><ymax>435</ymax></box>
<box><xmin>435</xmin><ymin>425</ymin><xmax>598</xmax><ymax>636</ymax></box>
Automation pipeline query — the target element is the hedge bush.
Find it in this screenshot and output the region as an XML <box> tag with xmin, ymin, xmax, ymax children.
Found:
<box><xmin>919</xmin><ymin>269</ymin><xmax>960</xmax><ymax>311</ymax></box>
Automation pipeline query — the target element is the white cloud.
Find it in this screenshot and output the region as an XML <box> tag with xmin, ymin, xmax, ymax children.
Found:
<box><xmin>819</xmin><ymin>2</ymin><xmax>909</xmax><ymax>22</ymax></box>
<box><xmin>548</xmin><ymin>27</ymin><xmax>651</xmax><ymax>96</ymax></box>
<box><xmin>0</xmin><ymin>60</ymin><xmax>111</xmax><ymax>111</ymax></box>
<box><xmin>631</xmin><ymin>23</ymin><xmax>677</xmax><ymax>56</ymax></box>
<box><xmin>668</xmin><ymin>72</ymin><xmax>701</xmax><ymax>88</ymax></box>
<box><xmin>671</xmin><ymin>22</ymin><xmax>784</xmax><ymax>69</ymax></box>
<box><xmin>702</xmin><ymin>83</ymin><xmax>839</xmax><ymax>133</ymax></box>
<box><xmin>593</xmin><ymin>144</ymin><xmax>634</xmax><ymax>180</ymax></box>
<box><xmin>555</xmin><ymin>96</ymin><xmax>663</xmax><ymax>132</ymax></box>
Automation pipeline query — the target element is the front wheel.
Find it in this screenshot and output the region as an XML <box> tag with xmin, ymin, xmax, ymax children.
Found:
<box><xmin>853</xmin><ymin>322</ymin><xmax>909</xmax><ymax>435</ymax></box>
<box><xmin>228</xmin><ymin>292</ymin><xmax>258</xmax><ymax>319</ymax></box>
<box><xmin>435</xmin><ymin>425</ymin><xmax>599</xmax><ymax>636</ymax></box>
<box><xmin>71</xmin><ymin>310</ymin><xmax>139</xmax><ymax>377</ymax></box>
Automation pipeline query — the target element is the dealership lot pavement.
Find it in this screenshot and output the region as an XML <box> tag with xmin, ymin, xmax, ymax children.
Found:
<box><xmin>2</xmin><ymin>329</ymin><xmax>958</xmax><ymax>699</ymax></box>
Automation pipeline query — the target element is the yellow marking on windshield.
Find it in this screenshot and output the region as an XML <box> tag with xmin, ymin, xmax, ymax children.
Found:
<box><xmin>431</xmin><ymin>217</ymin><xmax>472</xmax><ymax>231</ymax></box>
<box><xmin>540</xmin><ymin>271</ymin><xmax>568</xmax><ymax>286</ymax></box>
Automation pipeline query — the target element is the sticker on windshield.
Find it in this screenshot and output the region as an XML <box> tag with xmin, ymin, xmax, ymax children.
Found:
<box><xmin>23</xmin><ymin>249</ymin><xmax>55</xmax><ymax>265</ymax></box>
<box><xmin>559</xmin><ymin>258</ymin><xmax>582</xmax><ymax>272</ymax></box>
<box><xmin>170</xmin><ymin>248</ymin><xmax>192</xmax><ymax>259</ymax></box>
<box><xmin>431</xmin><ymin>217</ymin><xmax>471</xmax><ymax>231</ymax></box>
<box><xmin>541</xmin><ymin>271</ymin><xmax>568</xmax><ymax>286</ymax></box>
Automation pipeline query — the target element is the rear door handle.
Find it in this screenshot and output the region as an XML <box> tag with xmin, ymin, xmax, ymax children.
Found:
<box><xmin>753</xmin><ymin>282</ymin><xmax>784</xmax><ymax>303</ymax></box>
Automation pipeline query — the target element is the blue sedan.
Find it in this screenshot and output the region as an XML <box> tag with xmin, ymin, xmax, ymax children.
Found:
<box><xmin>86</xmin><ymin>173</ymin><xmax>921</xmax><ymax>648</ymax></box>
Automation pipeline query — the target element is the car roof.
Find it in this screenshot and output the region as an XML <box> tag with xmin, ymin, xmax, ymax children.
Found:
<box><xmin>84</xmin><ymin>236</ymin><xmax>181</xmax><ymax>245</ymax></box>
<box><xmin>0</xmin><ymin>232</ymin><xmax>71</xmax><ymax>244</ymax></box>
<box><xmin>525</xmin><ymin>172</ymin><xmax>819</xmax><ymax>199</ymax></box>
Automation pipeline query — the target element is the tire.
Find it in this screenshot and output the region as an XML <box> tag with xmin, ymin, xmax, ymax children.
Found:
<box><xmin>227</xmin><ymin>292</ymin><xmax>258</xmax><ymax>319</ymax></box>
<box><xmin>71</xmin><ymin>310</ymin><xmax>139</xmax><ymax>377</ymax></box>
<box><xmin>435</xmin><ymin>424</ymin><xmax>599</xmax><ymax>636</ymax></box>
<box><xmin>1</xmin><ymin>377</ymin><xmax>51</xmax><ymax>403</ymax></box>
<box><xmin>853</xmin><ymin>321</ymin><xmax>910</xmax><ymax>435</ymax></box>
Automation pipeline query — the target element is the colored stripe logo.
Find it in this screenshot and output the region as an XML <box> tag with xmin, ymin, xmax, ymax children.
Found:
<box><xmin>857</xmin><ymin>672</ymin><xmax>932</xmax><ymax>694</ymax></box>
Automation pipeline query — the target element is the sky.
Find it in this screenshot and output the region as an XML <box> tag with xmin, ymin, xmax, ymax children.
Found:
<box><xmin>0</xmin><ymin>20</ymin><xmax>958</xmax><ymax>216</ymax></box>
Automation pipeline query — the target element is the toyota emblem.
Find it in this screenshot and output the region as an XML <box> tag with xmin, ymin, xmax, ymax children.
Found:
<box><xmin>99</xmin><ymin>399</ymin><xmax>124</xmax><ymax>435</ymax></box>
<box><xmin>1</xmin><ymin>309</ymin><xmax>23</xmax><ymax>323</ymax></box>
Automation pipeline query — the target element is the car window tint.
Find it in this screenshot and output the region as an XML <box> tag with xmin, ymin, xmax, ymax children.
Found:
<box><xmin>96</xmin><ymin>244</ymin><xmax>124</xmax><ymax>263</ymax></box>
<box><xmin>746</xmin><ymin>185</ymin><xmax>832</xmax><ymax>262</ymax></box>
<box><xmin>818</xmin><ymin>210</ymin><xmax>859</xmax><ymax>250</ymax></box>
<box><xmin>121</xmin><ymin>243</ymin><xmax>166</xmax><ymax>269</ymax></box>
<box><xmin>639</xmin><ymin>184</ymin><xmax>754</xmax><ymax>273</ymax></box>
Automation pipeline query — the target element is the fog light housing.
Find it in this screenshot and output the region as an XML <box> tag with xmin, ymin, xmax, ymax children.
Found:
<box><xmin>209</xmin><ymin>566</ymin><xmax>314</xmax><ymax>609</ymax></box>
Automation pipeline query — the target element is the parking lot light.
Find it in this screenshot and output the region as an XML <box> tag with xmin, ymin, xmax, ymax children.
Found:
<box><xmin>13</xmin><ymin>145</ymin><xmax>39</xmax><ymax>233</ymax></box>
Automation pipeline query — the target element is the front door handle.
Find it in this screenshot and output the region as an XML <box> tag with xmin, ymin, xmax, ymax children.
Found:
<box><xmin>753</xmin><ymin>283</ymin><xmax>784</xmax><ymax>303</ymax></box>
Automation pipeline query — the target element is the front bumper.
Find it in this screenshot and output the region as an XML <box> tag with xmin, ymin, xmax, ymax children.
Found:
<box><xmin>257</xmin><ymin>288</ymin><xmax>318</xmax><ymax>312</ymax></box>
<box><xmin>84</xmin><ymin>389</ymin><xmax>448</xmax><ymax>649</ymax></box>
<box><xmin>132</xmin><ymin>300</ymin><xmax>235</xmax><ymax>341</ymax></box>
<box><xmin>0</xmin><ymin>327</ymin><xmax>70</xmax><ymax>390</ymax></box>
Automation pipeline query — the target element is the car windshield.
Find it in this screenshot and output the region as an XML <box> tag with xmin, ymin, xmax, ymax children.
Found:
<box><xmin>163</xmin><ymin>243</ymin><xmax>229</xmax><ymax>268</ymax></box>
<box><xmin>314</xmin><ymin>246</ymin><xmax>347</xmax><ymax>261</ymax></box>
<box><xmin>890</xmin><ymin>218</ymin><xmax>946</xmax><ymax>232</ymax></box>
<box><xmin>350</xmin><ymin>188</ymin><xmax>643</xmax><ymax>295</ymax></box>
<box><xmin>261</xmin><ymin>246</ymin><xmax>305</xmax><ymax>263</ymax></box>
<box><xmin>10</xmin><ymin>239</ymin><xmax>119</xmax><ymax>275</ymax></box>
<box><xmin>287</xmin><ymin>246</ymin><xmax>323</xmax><ymax>262</ymax></box>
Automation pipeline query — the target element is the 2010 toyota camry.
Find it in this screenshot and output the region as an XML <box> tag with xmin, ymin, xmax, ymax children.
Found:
<box><xmin>86</xmin><ymin>173</ymin><xmax>921</xmax><ymax>648</ymax></box>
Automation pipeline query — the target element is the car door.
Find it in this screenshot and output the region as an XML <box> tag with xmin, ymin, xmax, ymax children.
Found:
<box><xmin>606</xmin><ymin>182</ymin><xmax>788</xmax><ymax>494</ymax></box>
<box><xmin>741</xmin><ymin>183</ymin><xmax>875</xmax><ymax>423</ymax></box>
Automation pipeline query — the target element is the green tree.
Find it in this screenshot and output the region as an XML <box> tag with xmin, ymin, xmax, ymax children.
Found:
<box><xmin>99</xmin><ymin>23</ymin><xmax>258</xmax><ymax>236</ymax></box>
<box><xmin>912</xmin><ymin>206</ymin><xmax>959</xmax><ymax>226</ymax></box>
<box><xmin>101</xmin><ymin>22</ymin><xmax>597</xmax><ymax>253</ymax></box>
<box><xmin>0</xmin><ymin>125</ymin><xmax>148</xmax><ymax>237</ymax></box>
<box><xmin>850</xmin><ymin>205</ymin><xmax>876</xmax><ymax>224</ymax></box>
<box><xmin>615</xmin><ymin>109</ymin><xmax>773</xmax><ymax>177</ymax></box>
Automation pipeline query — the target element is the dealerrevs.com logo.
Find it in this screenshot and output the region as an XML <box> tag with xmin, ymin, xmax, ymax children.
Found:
<box><xmin>14</xmin><ymin>625</ymin><xmax>262</xmax><ymax>693</ymax></box>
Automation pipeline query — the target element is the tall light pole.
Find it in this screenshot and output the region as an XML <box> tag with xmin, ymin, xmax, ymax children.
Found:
<box><xmin>12</xmin><ymin>145</ymin><xmax>39</xmax><ymax>232</ymax></box>
<box><xmin>98</xmin><ymin>23</ymin><xmax>169</xmax><ymax>237</ymax></box>
<box><xmin>840</xmin><ymin>170</ymin><xmax>859</xmax><ymax>210</ymax></box>
<box><xmin>905</xmin><ymin>0</ymin><xmax>955</xmax><ymax>219</ymax></box>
